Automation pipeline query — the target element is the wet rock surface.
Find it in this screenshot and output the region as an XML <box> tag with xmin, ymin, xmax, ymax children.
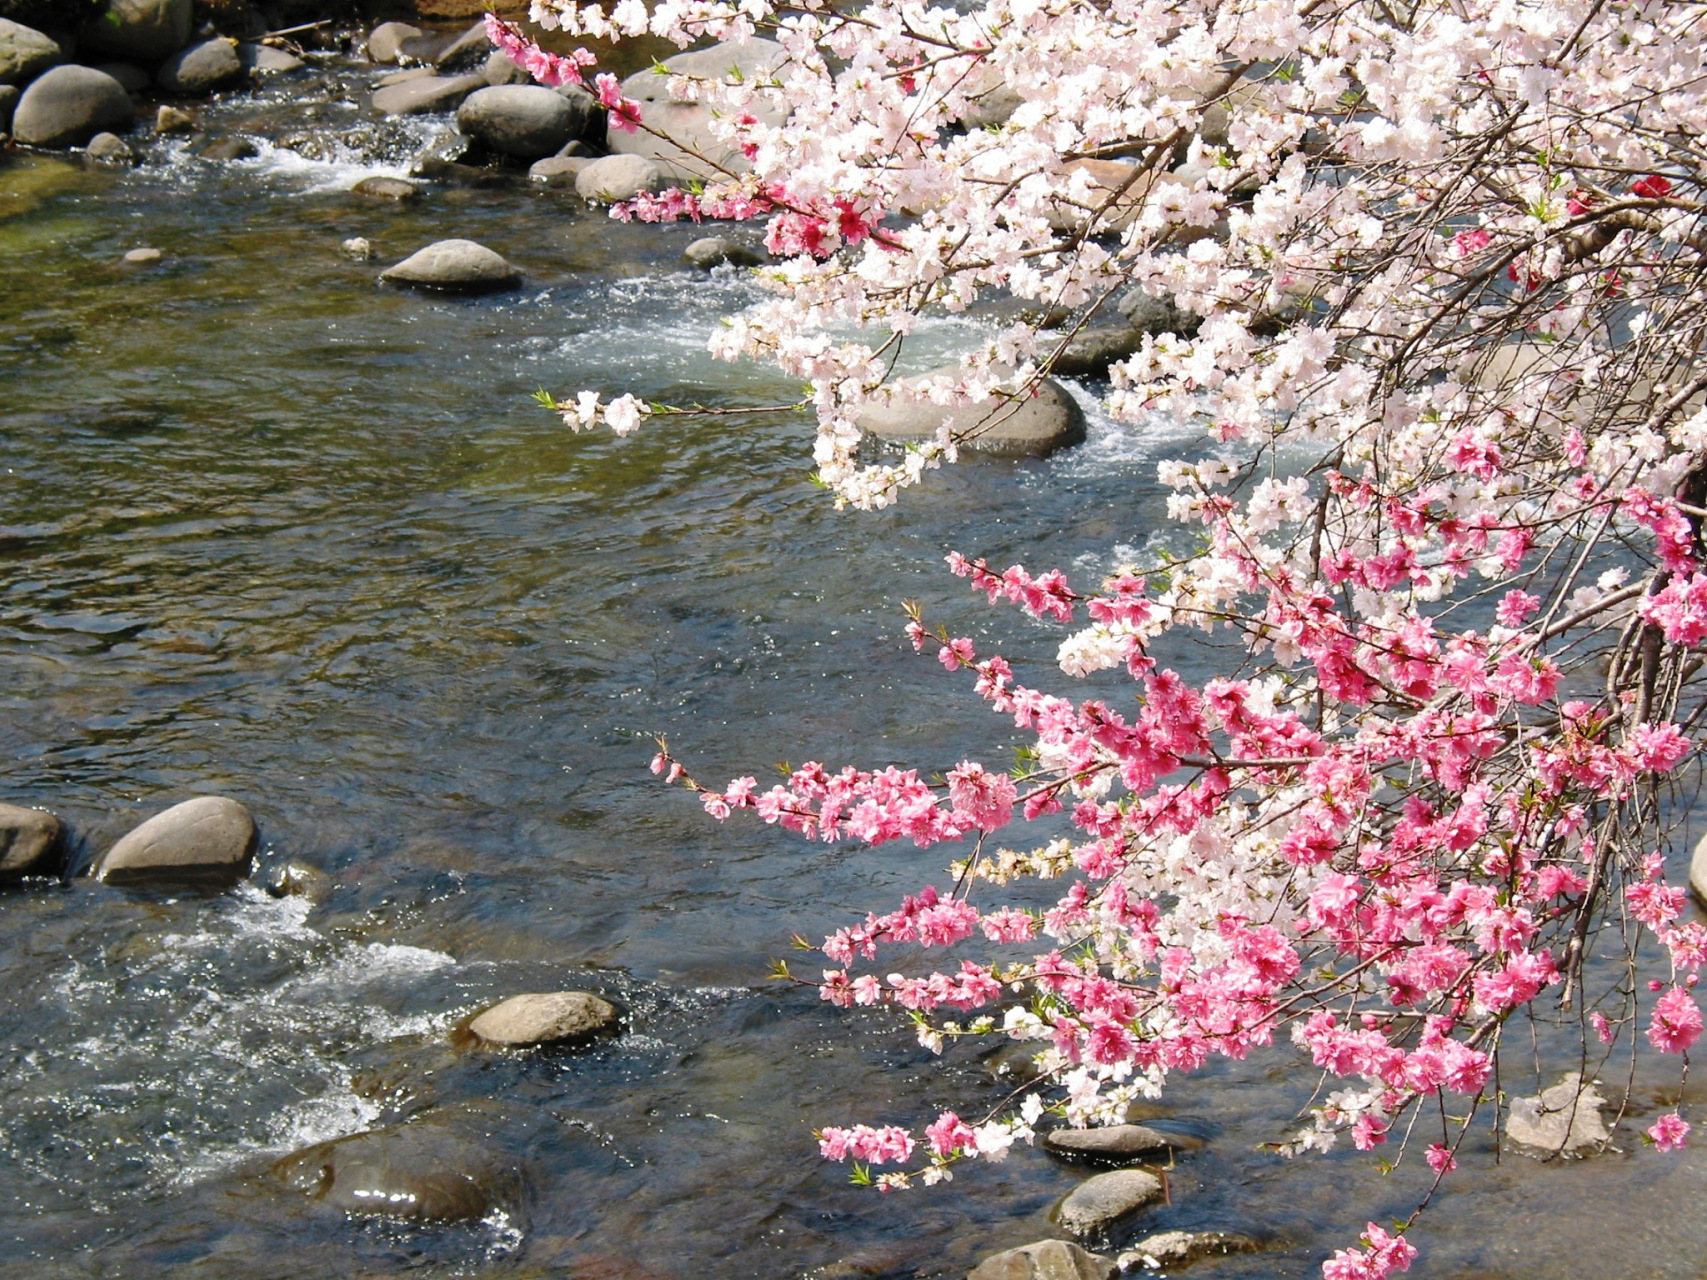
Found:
<box><xmin>351</xmin><ymin>175</ymin><xmax>421</xmax><ymax>201</ymax></box>
<box><xmin>0</xmin><ymin>803</ymin><xmax>61</xmax><ymax>877</ymax></box>
<box><xmin>13</xmin><ymin>65</ymin><xmax>134</xmax><ymax>149</ymax></box>
<box><xmin>380</xmin><ymin>238</ymin><xmax>521</xmax><ymax>293</ymax></box>
<box><xmin>683</xmin><ymin>236</ymin><xmax>765</xmax><ymax>269</ymax></box>
<box><xmin>1506</xmin><ymin>1071</ymin><xmax>1611</xmax><ymax>1154</ymax></box>
<box><xmin>0</xmin><ymin>18</ymin><xmax>58</xmax><ymax>87</ymax></box>
<box><xmin>466</xmin><ymin>991</ymin><xmax>619</xmax><ymax>1047</ymax></box>
<box><xmin>576</xmin><ymin>153</ymin><xmax>665</xmax><ymax>203</ymax></box>
<box><xmin>456</xmin><ymin>84</ymin><xmax>586</xmax><ymax>160</ymax></box>
<box><xmin>1056</xmin><ymin>1169</ymin><xmax>1165</xmax><ymax>1238</ymax></box>
<box><xmin>365</xmin><ymin>22</ymin><xmax>423</xmax><ymax>65</ymax></box>
<box><xmin>968</xmin><ymin>1240</ymin><xmax>1116</xmax><ymax>1280</ymax></box>
<box><xmin>372</xmin><ymin>72</ymin><xmax>487</xmax><ymax>117</ymax></box>
<box><xmin>92</xmin><ymin>796</ymin><xmax>258</xmax><ymax>884</ymax></box>
<box><xmin>1115</xmin><ymin>1231</ymin><xmax>1263</xmax><ymax>1271</ymax></box>
<box><xmin>270</xmin><ymin>1102</ymin><xmax>539</xmax><ymax>1222</ymax></box>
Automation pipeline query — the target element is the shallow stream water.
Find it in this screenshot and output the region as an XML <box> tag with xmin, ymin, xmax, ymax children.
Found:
<box><xmin>1</xmin><ymin>44</ymin><xmax>1705</xmax><ymax>1280</ymax></box>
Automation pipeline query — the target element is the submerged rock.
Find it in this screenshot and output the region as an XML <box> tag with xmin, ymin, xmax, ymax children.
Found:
<box><xmin>380</xmin><ymin>239</ymin><xmax>520</xmax><ymax>293</ymax></box>
<box><xmin>575</xmin><ymin>153</ymin><xmax>665</xmax><ymax>203</ymax></box>
<box><xmin>1506</xmin><ymin>1071</ymin><xmax>1611</xmax><ymax>1155</ymax></box>
<box><xmin>156</xmin><ymin>38</ymin><xmax>243</xmax><ymax>95</ymax></box>
<box><xmin>0</xmin><ymin>803</ymin><xmax>62</xmax><ymax>877</ymax></box>
<box><xmin>237</xmin><ymin>43</ymin><xmax>304</xmax><ymax>75</ymax></box>
<box><xmin>683</xmin><ymin>236</ymin><xmax>764</xmax><ymax>269</ymax></box>
<box><xmin>197</xmin><ymin>135</ymin><xmax>258</xmax><ymax>161</ymax></box>
<box><xmin>365</xmin><ymin>21</ymin><xmax>423</xmax><ymax>65</ymax></box>
<box><xmin>372</xmin><ymin>72</ymin><xmax>487</xmax><ymax>117</ymax></box>
<box><xmin>1115</xmin><ymin>1231</ymin><xmax>1263</xmax><ymax>1271</ymax></box>
<box><xmin>467</xmin><ymin>991</ymin><xmax>619</xmax><ymax>1047</ymax></box>
<box><xmin>271</xmin><ymin>1103</ymin><xmax>536</xmax><ymax>1222</ymax></box>
<box><xmin>80</xmin><ymin>0</ymin><xmax>193</xmax><ymax>63</ymax></box>
<box><xmin>264</xmin><ymin>859</ymin><xmax>332</xmax><ymax>903</ymax></box>
<box><xmin>0</xmin><ymin>18</ymin><xmax>59</xmax><ymax>87</ymax></box>
<box><xmin>457</xmin><ymin>85</ymin><xmax>584</xmax><ymax>160</ymax></box>
<box><xmin>351</xmin><ymin>175</ymin><xmax>420</xmax><ymax>202</ymax></box>
<box><xmin>1043</xmin><ymin>1124</ymin><xmax>1198</xmax><ymax>1164</ymax></box>
<box><xmin>92</xmin><ymin>795</ymin><xmax>258</xmax><ymax>883</ymax></box>
<box><xmin>13</xmin><ymin>65</ymin><xmax>134</xmax><ymax>149</ymax></box>
<box><xmin>1056</xmin><ymin>1169</ymin><xmax>1165</xmax><ymax>1238</ymax></box>
<box><xmin>858</xmin><ymin>368</ymin><xmax>1086</xmax><ymax>458</ymax></box>
<box><xmin>612</xmin><ymin>38</ymin><xmax>788</xmax><ymax>180</ymax></box>
<box><xmin>967</xmin><ymin>1240</ymin><xmax>1115</xmax><ymax>1280</ymax></box>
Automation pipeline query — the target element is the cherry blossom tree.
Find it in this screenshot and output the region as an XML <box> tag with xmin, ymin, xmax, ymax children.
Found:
<box><xmin>500</xmin><ymin>0</ymin><xmax>1707</xmax><ymax>1271</ymax></box>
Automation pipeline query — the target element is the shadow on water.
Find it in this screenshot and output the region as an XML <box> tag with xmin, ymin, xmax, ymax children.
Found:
<box><xmin>0</xmin><ymin>50</ymin><xmax>1705</xmax><ymax>1280</ymax></box>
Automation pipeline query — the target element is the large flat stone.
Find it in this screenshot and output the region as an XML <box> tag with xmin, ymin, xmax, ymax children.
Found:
<box><xmin>1056</xmin><ymin>1169</ymin><xmax>1164</xmax><ymax>1238</ymax></box>
<box><xmin>611</xmin><ymin>38</ymin><xmax>788</xmax><ymax>181</ymax></box>
<box><xmin>1506</xmin><ymin>1071</ymin><xmax>1610</xmax><ymax>1155</ymax></box>
<box><xmin>1043</xmin><ymin>1124</ymin><xmax>1198</xmax><ymax>1164</ymax></box>
<box><xmin>93</xmin><ymin>795</ymin><xmax>257</xmax><ymax>884</ymax></box>
<box><xmin>467</xmin><ymin>991</ymin><xmax>618</xmax><ymax>1047</ymax></box>
<box><xmin>372</xmin><ymin>73</ymin><xmax>486</xmax><ymax>117</ymax></box>
<box><xmin>967</xmin><ymin>1240</ymin><xmax>1114</xmax><ymax>1280</ymax></box>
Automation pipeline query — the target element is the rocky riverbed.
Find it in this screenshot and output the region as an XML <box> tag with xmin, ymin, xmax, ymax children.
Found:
<box><xmin>2</xmin><ymin>6</ymin><xmax>1707</xmax><ymax>1279</ymax></box>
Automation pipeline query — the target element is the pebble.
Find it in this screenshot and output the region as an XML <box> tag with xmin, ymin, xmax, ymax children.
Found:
<box><xmin>155</xmin><ymin>104</ymin><xmax>196</xmax><ymax>134</ymax></box>
<box><xmin>80</xmin><ymin>0</ymin><xmax>192</xmax><ymax>64</ymax></box>
<box><xmin>456</xmin><ymin>84</ymin><xmax>586</xmax><ymax>161</ymax></box>
<box><xmin>123</xmin><ymin>247</ymin><xmax>163</xmax><ymax>264</ymax></box>
<box><xmin>342</xmin><ymin>237</ymin><xmax>374</xmax><ymax>259</ymax></box>
<box><xmin>466</xmin><ymin>991</ymin><xmax>619</xmax><ymax>1047</ymax></box>
<box><xmin>351</xmin><ymin>175</ymin><xmax>421</xmax><ymax>202</ymax></box>
<box><xmin>967</xmin><ymin>1240</ymin><xmax>1115</xmax><ymax>1280</ymax></box>
<box><xmin>85</xmin><ymin>132</ymin><xmax>135</xmax><ymax>165</ymax></box>
<box><xmin>1056</xmin><ymin>1169</ymin><xmax>1165</xmax><ymax>1238</ymax></box>
<box><xmin>197</xmin><ymin>135</ymin><xmax>259</xmax><ymax>161</ymax></box>
<box><xmin>237</xmin><ymin>43</ymin><xmax>304</xmax><ymax>75</ymax></box>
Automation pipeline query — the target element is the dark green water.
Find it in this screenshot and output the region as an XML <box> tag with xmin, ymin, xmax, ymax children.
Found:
<box><xmin>0</xmin><ymin>51</ymin><xmax>1703</xmax><ymax>1280</ymax></box>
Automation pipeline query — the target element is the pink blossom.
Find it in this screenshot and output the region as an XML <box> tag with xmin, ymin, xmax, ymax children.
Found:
<box><xmin>1648</xmin><ymin>986</ymin><xmax>1703</xmax><ymax>1053</ymax></box>
<box><xmin>1648</xmin><ymin>1112</ymin><xmax>1691</xmax><ymax>1151</ymax></box>
<box><xmin>1425</xmin><ymin>1144</ymin><xmax>1456</xmax><ymax>1175</ymax></box>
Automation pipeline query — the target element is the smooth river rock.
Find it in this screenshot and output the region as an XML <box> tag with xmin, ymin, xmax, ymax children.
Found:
<box><xmin>80</xmin><ymin>0</ymin><xmax>193</xmax><ymax>63</ymax></box>
<box><xmin>95</xmin><ymin>62</ymin><xmax>151</xmax><ymax>94</ymax></box>
<box><xmin>1690</xmin><ymin>830</ymin><xmax>1707</xmax><ymax>907</ymax></box>
<box><xmin>85</xmin><ymin>132</ymin><xmax>135</xmax><ymax>165</ymax></box>
<box><xmin>575</xmin><ymin>153</ymin><xmax>665</xmax><ymax>203</ymax></box>
<box><xmin>1115</xmin><ymin>1231</ymin><xmax>1263</xmax><ymax>1271</ymax></box>
<box><xmin>0</xmin><ymin>803</ymin><xmax>62</xmax><ymax>877</ymax></box>
<box><xmin>467</xmin><ymin>991</ymin><xmax>619</xmax><ymax>1047</ymax></box>
<box><xmin>156</xmin><ymin>38</ymin><xmax>244</xmax><ymax>95</ymax></box>
<box><xmin>0</xmin><ymin>19</ymin><xmax>59</xmax><ymax>87</ymax></box>
<box><xmin>683</xmin><ymin>236</ymin><xmax>764</xmax><ymax>269</ymax></box>
<box><xmin>613</xmin><ymin>38</ymin><xmax>788</xmax><ymax>181</ymax></box>
<box><xmin>372</xmin><ymin>72</ymin><xmax>487</xmax><ymax>117</ymax></box>
<box><xmin>1056</xmin><ymin>1169</ymin><xmax>1165</xmax><ymax>1238</ymax></box>
<box><xmin>366</xmin><ymin>21</ymin><xmax>423</xmax><ymax>64</ymax></box>
<box><xmin>237</xmin><ymin>43</ymin><xmax>305</xmax><ymax>75</ymax></box>
<box><xmin>1506</xmin><ymin>1071</ymin><xmax>1610</xmax><ymax>1155</ymax></box>
<box><xmin>967</xmin><ymin>1240</ymin><xmax>1114</xmax><ymax>1280</ymax></box>
<box><xmin>351</xmin><ymin>175</ymin><xmax>421</xmax><ymax>202</ymax></box>
<box><xmin>456</xmin><ymin>85</ymin><xmax>584</xmax><ymax>160</ymax></box>
<box><xmin>857</xmin><ymin>368</ymin><xmax>1086</xmax><ymax>458</ymax></box>
<box><xmin>93</xmin><ymin>796</ymin><xmax>258</xmax><ymax>884</ymax></box>
<box><xmin>1048</xmin><ymin>325</ymin><xmax>1144</xmax><ymax>378</ymax></box>
<box><xmin>1043</xmin><ymin>1124</ymin><xmax>1197</xmax><ymax>1164</ymax></box>
<box><xmin>271</xmin><ymin>1103</ymin><xmax>534</xmax><ymax>1222</ymax></box>
<box><xmin>380</xmin><ymin>239</ymin><xmax>520</xmax><ymax>293</ymax></box>
<box><xmin>528</xmin><ymin>153</ymin><xmax>590</xmax><ymax>184</ymax></box>
<box><xmin>13</xmin><ymin>65</ymin><xmax>134</xmax><ymax>149</ymax></box>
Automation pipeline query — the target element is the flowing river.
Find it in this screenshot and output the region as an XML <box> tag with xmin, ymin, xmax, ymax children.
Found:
<box><xmin>1</xmin><ymin>38</ymin><xmax>1704</xmax><ymax>1280</ymax></box>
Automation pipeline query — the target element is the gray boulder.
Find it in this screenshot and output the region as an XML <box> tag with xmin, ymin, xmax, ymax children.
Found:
<box><xmin>380</xmin><ymin>239</ymin><xmax>520</xmax><ymax>293</ymax></box>
<box><xmin>156</xmin><ymin>39</ymin><xmax>243</xmax><ymax>95</ymax></box>
<box><xmin>482</xmin><ymin>51</ymin><xmax>530</xmax><ymax>86</ymax></box>
<box><xmin>372</xmin><ymin>72</ymin><xmax>487</xmax><ymax>117</ymax></box>
<box><xmin>575</xmin><ymin>152</ymin><xmax>665</xmax><ymax>203</ymax></box>
<box><xmin>467</xmin><ymin>992</ymin><xmax>619</xmax><ymax>1047</ymax></box>
<box><xmin>271</xmin><ymin>1103</ymin><xmax>535</xmax><ymax>1222</ymax></box>
<box><xmin>80</xmin><ymin>0</ymin><xmax>193</xmax><ymax>63</ymax></box>
<box><xmin>1048</xmin><ymin>326</ymin><xmax>1143</xmax><ymax>379</ymax></box>
<box><xmin>683</xmin><ymin>236</ymin><xmax>764</xmax><ymax>269</ymax></box>
<box><xmin>0</xmin><ymin>84</ymin><xmax>16</xmax><ymax>137</ymax></box>
<box><xmin>1118</xmin><ymin>289</ymin><xmax>1201</xmax><ymax>337</ymax></box>
<box><xmin>967</xmin><ymin>1241</ymin><xmax>1114</xmax><ymax>1280</ymax></box>
<box><xmin>85</xmin><ymin>131</ymin><xmax>134</xmax><ymax>165</ymax></box>
<box><xmin>612</xmin><ymin>38</ymin><xmax>788</xmax><ymax>181</ymax></box>
<box><xmin>0</xmin><ymin>18</ymin><xmax>59</xmax><ymax>87</ymax></box>
<box><xmin>1115</xmin><ymin>1231</ymin><xmax>1262</xmax><ymax>1271</ymax></box>
<box><xmin>858</xmin><ymin>368</ymin><xmax>1086</xmax><ymax>458</ymax></box>
<box><xmin>1043</xmin><ymin>1124</ymin><xmax>1199</xmax><ymax>1164</ymax></box>
<box><xmin>13</xmin><ymin>65</ymin><xmax>134</xmax><ymax>149</ymax></box>
<box><xmin>365</xmin><ymin>21</ymin><xmax>422</xmax><ymax>64</ymax></box>
<box><xmin>528</xmin><ymin>153</ymin><xmax>589</xmax><ymax>184</ymax></box>
<box><xmin>95</xmin><ymin>62</ymin><xmax>150</xmax><ymax>93</ymax></box>
<box><xmin>237</xmin><ymin>43</ymin><xmax>304</xmax><ymax>75</ymax></box>
<box><xmin>92</xmin><ymin>795</ymin><xmax>258</xmax><ymax>884</ymax></box>
<box><xmin>456</xmin><ymin>85</ymin><xmax>582</xmax><ymax>160</ymax></box>
<box><xmin>0</xmin><ymin>803</ymin><xmax>62</xmax><ymax>877</ymax></box>
<box><xmin>1056</xmin><ymin>1169</ymin><xmax>1165</xmax><ymax>1238</ymax></box>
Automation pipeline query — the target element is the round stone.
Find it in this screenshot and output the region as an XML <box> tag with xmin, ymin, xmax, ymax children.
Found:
<box><xmin>0</xmin><ymin>18</ymin><xmax>59</xmax><ymax>88</ymax></box>
<box><xmin>967</xmin><ymin>1240</ymin><xmax>1115</xmax><ymax>1280</ymax></box>
<box><xmin>467</xmin><ymin>991</ymin><xmax>618</xmax><ymax>1047</ymax></box>
<box><xmin>93</xmin><ymin>795</ymin><xmax>257</xmax><ymax>883</ymax></box>
<box><xmin>156</xmin><ymin>38</ymin><xmax>243</xmax><ymax>95</ymax></box>
<box><xmin>574</xmin><ymin>153</ymin><xmax>666</xmax><ymax>203</ymax></box>
<box><xmin>351</xmin><ymin>176</ymin><xmax>421</xmax><ymax>202</ymax></box>
<box><xmin>1056</xmin><ymin>1168</ymin><xmax>1165</xmax><ymax>1238</ymax></box>
<box><xmin>13</xmin><ymin>65</ymin><xmax>134</xmax><ymax>150</ymax></box>
<box><xmin>0</xmin><ymin>803</ymin><xmax>62</xmax><ymax>877</ymax></box>
<box><xmin>857</xmin><ymin>367</ymin><xmax>1086</xmax><ymax>458</ymax></box>
<box><xmin>380</xmin><ymin>239</ymin><xmax>521</xmax><ymax>293</ymax></box>
<box><xmin>456</xmin><ymin>85</ymin><xmax>584</xmax><ymax>160</ymax></box>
